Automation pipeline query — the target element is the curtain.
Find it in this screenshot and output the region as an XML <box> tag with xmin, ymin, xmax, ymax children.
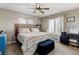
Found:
<box><xmin>48</xmin><ymin>16</ymin><xmax>64</xmax><ymax>36</ymax></box>
<box><xmin>48</xmin><ymin>19</ymin><xmax>55</xmax><ymax>33</ymax></box>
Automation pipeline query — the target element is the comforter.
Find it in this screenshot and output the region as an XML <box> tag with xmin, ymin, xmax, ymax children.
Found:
<box><xmin>18</xmin><ymin>32</ymin><xmax>54</xmax><ymax>55</ymax></box>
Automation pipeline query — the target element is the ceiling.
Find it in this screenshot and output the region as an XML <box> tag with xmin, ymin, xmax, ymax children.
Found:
<box><xmin>0</xmin><ymin>3</ymin><xmax>79</xmax><ymax>18</ymax></box>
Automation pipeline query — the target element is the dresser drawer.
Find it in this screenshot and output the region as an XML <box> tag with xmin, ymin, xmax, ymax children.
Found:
<box><xmin>0</xmin><ymin>33</ymin><xmax>7</xmax><ymax>55</ymax></box>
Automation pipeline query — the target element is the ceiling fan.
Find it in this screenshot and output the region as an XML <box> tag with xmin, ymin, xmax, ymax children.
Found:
<box><xmin>28</xmin><ymin>4</ymin><xmax>50</xmax><ymax>13</ymax></box>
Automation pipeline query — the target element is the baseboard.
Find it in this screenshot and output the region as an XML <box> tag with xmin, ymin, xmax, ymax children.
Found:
<box><xmin>7</xmin><ymin>41</ymin><xmax>16</xmax><ymax>44</ymax></box>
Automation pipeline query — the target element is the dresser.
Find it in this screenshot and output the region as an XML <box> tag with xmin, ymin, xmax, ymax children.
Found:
<box><xmin>0</xmin><ymin>32</ymin><xmax>7</xmax><ymax>55</ymax></box>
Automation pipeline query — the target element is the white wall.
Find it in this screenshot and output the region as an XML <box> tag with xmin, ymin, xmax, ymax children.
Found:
<box><xmin>0</xmin><ymin>8</ymin><xmax>41</xmax><ymax>43</ymax></box>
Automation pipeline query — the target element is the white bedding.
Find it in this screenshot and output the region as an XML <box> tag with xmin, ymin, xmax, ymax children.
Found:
<box><xmin>18</xmin><ymin>32</ymin><xmax>54</xmax><ymax>55</ymax></box>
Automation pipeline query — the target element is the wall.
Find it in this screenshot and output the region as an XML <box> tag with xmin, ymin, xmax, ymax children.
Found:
<box><xmin>0</xmin><ymin>8</ymin><xmax>41</xmax><ymax>43</ymax></box>
<box><xmin>1</xmin><ymin>8</ymin><xmax>79</xmax><ymax>43</ymax></box>
<box><xmin>64</xmin><ymin>9</ymin><xmax>79</xmax><ymax>32</ymax></box>
<box><xmin>41</xmin><ymin>8</ymin><xmax>79</xmax><ymax>33</ymax></box>
<box><xmin>40</xmin><ymin>15</ymin><xmax>65</xmax><ymax>32</ymax></box>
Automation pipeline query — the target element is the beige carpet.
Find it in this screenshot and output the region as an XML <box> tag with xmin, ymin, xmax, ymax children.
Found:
<box><xmin>48</xmin><ymin>41</ymin><xmax>79</xmax><ymax>55</ymax></box>
<box><xmin>6</xmin><ymin>41</ymin><xmax>79</xmax><ymax>55</ymax></box>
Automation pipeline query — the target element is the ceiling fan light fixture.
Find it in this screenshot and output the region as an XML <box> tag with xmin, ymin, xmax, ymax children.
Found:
<box><xmin>28</xmin><ymin>3</ymin><xmax>49</xmax><ymax>14</ymax></box>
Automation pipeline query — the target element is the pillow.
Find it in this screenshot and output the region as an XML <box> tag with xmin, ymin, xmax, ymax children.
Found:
<box><xmin>18</xmin><ymin>28</ymin><xmax>30</xmax><ymax>33</ymax></box>
<box><xmin>31</xmin><ymin>28</ymin><xmax>40</xmax><ymax>32</ymax></box>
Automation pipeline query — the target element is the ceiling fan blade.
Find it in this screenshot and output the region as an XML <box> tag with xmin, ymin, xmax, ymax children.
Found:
<box><xmin>40</xmin><ymin>8</ymin><xmax>49</xmax><ymax>10</ymax></box>
<box><xmin>33</xmin><ymin>10</ymin><xmax>37</xmax><ymax>13</ymax></box>
<box><xmin>39</xmin><ymin>10</ymin><xmax>44</xmax><ymax>13</ymax></box>
<box><xmin>27</xmin><ymin>7</ymin><xmax>36</xmax><ymax>9</ymax></box>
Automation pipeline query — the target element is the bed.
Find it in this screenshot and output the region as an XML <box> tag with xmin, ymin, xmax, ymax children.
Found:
<box><xmin>14</xmin><ymin>24</ymin><xmax>54</xmax><ymax>55</ymax></box>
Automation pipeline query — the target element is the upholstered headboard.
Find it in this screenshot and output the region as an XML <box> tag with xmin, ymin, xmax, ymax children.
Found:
<box><xmin>14</xmin><ymin>24</ymin><xmax>35</xmax><ymax>36</ymax></box>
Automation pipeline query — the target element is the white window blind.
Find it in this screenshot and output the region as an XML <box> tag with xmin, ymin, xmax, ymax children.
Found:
<box><xmin>18</xmin><ymin>18</ymin><xmax>34</xmax><ymax>24</ymax></box>
<box><xmin>27</xmin><ymin>19</ymin><xmax>33</xmax><ymax>24</ymax></box>
<box><xmin>18</xmin><ymin>18</ymin><xmax>26</xmax><ymax>24</ymax></box>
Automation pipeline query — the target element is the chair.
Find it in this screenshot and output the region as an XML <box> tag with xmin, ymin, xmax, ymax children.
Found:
<box><xmin>60</xmin><ymin>32</ymin><xmax>70</xmax><ymax>45</ymax></box>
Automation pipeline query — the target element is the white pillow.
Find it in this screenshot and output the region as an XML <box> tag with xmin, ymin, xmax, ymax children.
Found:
<box><xmin>18</xmin><ymin>28</ymin><xmax>30</xmax><ymax>33</ymax></box>
<box><xmin>31</xmin><ymin>28</ymin><xmax>40</xmax><ymax>32</ymax></box>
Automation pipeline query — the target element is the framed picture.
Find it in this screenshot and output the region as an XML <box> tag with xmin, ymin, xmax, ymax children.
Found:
<box><xmin>67</xmin><ymin>17</ymin><xmax>75</xmax><ymax>22</ymax></box>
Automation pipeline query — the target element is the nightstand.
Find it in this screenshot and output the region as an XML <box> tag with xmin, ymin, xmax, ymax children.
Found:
<box><xmin>0</xmin><ymin>32</ymin><xmax>7</xmax><ymax>55</ymax></box>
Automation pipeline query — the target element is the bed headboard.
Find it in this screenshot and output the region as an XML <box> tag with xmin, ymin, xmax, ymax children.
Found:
<box><xmin>14</xmin><ymin>24</ymin><xmax>35</xmax><ymax>36</ymax></box>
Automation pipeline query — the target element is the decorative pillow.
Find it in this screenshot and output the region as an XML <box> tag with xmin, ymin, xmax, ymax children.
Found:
<box><xmin>31</xmin><ymin>28</ymin><xmax>40</xmax><ymax>32</ymax></box>
<box><xmin>18</xmin><ymin>28</ymin><xmax>30</xmax><ymax>33</ymax></box>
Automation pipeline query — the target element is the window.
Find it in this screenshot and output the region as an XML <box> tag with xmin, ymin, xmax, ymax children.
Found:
<box><xmin>55</xmin><ymin>17</ymin><xmax>61</xmax><ymax>35</ymax></box>
<box><xmin>18</xmin><ymin>18</ymin><xmax>34</xmax><ymax>24</ymax></box>
<box><xmin>27</xmin><ymin>19</ymin><xmax>33</xmax><ymax>24</ymax></box>
<box><xmin>18</xmin><ymin>18</ymin><xmax>26</xmax><ymax>24</ymax></box>
<box><xmin>48</xmin><ymin>19</ymin><xmax>55</xmax><ymax>33</ymax></box>
<box><xmin>48</xmin><ymin>16</ymin><xmax>64</xmax><ymax>36</ymax></box>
